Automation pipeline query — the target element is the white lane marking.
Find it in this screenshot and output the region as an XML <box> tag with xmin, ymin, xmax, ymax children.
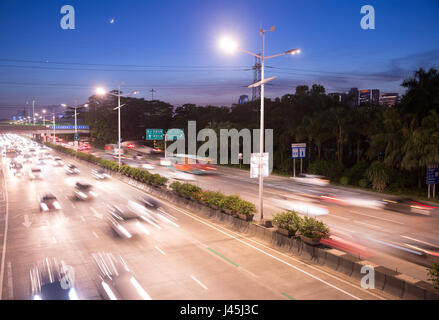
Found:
<box><xmin>354</xmin><ymin>220</ymin><xmax>383</xmax><ymax>230</ymax></box>
<box><xmin>141</xmin><ymin>216</ymin><xmax>161</xmax><ymax>230</ymax></box>
<box><xmin>401</xmin><ymin>235</ymin><xmax>439</xmax><ymax>248</ymax></box>
<box><xmin>52</xmin><ymin>236</ymin><xmax>57</xmax><ymax>244</ymax></box>
<box><xmin>92</xmin><ymin>232</ymin><xmax>99</xmax><ymax>239</ymax></box>
<box><xmin>7</xmin><ymin>261</ymin><xmax>13</xmax><ymax>299</ymax></box>
<box><xmin>349</xmin><ymin>210</ymin><xmax>404</xmax><ymax>225</ymax></box>
<box><xmin>80</xmin><ymin>216</ymin><xmax>85</xmax><ymax>222</ymax></box>
<box><xmin>0</xmin><ymin>167</ymin><xmax>10</xmax><ymax>300</ymax></box>
<box><xmin>239</xmin><ymin>266</ymin><xmax>258</xmax><ymax>278</ymax></box>
<box><xmin>328</xmin><ymin>214</ymin><xmax>350</xmax><ymax>221</ymax></box>
<box><xmin>190</xmin><ymin>275</ymin><xmax>208</xmax><ymax>290</ymax></box>
<box><xmin>158</xmin><ymin>208</ymin><xmax>178</xmax><ymax>220</ymax></box>
<box><xmin>163</xmin><ymin>202</ymin><xmax>364</xmax><ymax>300</ymax></box>
<box><xmin>122</xmin><ymin>167</ymin><xmax>385</xmax><ymax>300</ymax></box>
<box><xmin>71</xmin><ymin>203</ymin><xmax>76</xmax><ymax>209</ymax></box>
<box><xmin>154</xmin><ymin>246</ymin><xmax>166</xmax><ymax>256</ymax></box>
<box><xmin>157</xmin><ymin>214</ymin><xmax>180</xmax><ymax>228</ymax></box>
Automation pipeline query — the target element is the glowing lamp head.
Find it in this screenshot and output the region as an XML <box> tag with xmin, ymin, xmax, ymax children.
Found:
<box><xmin>287</xmin><ymin>48</ymin><xmax>301</xmax><ymax>55</ymax></box>
<box><xmin>95</xmin><ymin>87</ymin><xmax>107</xmax><ymax>96</ymax></box>
<box><xmin>219</xmin><ymin>37</ymin><xmax>238</xmax><ymax>53</ymax></box>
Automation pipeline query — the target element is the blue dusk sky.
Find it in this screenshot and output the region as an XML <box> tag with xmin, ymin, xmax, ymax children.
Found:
<box><xmin>0</xmin><ymin>0</ymin><xmax>438</xmax><ymax>117</ymax></box>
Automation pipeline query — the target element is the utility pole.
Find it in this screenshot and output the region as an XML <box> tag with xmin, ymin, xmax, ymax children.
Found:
<box><xmin>150</xmin><ymin>89</ymin><xmax>156</xmax><ymax>100</ymax></box>
<box><xmin>252</xmin><ymin>56</ymin><xmax>261</xmax><ymax>101</ymax></box>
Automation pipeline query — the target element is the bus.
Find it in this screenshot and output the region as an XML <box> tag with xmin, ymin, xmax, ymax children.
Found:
<box><xmin>170</xmin><ymin>154</ymin><xmax>216</xmax><ymax>174</ymax></box>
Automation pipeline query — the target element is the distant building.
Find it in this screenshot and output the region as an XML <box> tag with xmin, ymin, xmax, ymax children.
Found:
<box><xmin>328</xmin><ymin>92</ymin><xmax>343</xmax><ymax>102</ymax></box>
<box><xmin>359</xmin><ymin>89</ymin><xmax>380</xmax><ymax>105</ymax></box>
<box><xmin>371</xmin><ymin>89</ymin><xmax>380</xmax><ymax>105</ymax></box>
<box><xmin>238</xmin><ymin>95</ymin><xmax>249</xmax><ymax>104</ymax></box>
<box><xmin>380</xmin><ymin>93</ymin><xmax>400</xmax><ymax>107</ymax></box>
<box><xmin>348</xmin><ymin>88</ymin><xmax>359</xmax><ymax>106</ymax></box>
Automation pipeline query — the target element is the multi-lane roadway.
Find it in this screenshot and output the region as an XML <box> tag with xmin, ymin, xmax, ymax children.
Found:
<box><xmin>0</xmin><ymin>141</ymin><xmax>390</xmax><ymax>300</ymax></box>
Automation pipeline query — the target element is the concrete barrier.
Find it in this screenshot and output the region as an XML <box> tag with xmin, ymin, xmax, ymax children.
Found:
<box><xmin>352</xmin><ymin>260</ymin><xmax>379</xmax><ymax>281</ymax></box>
<box><xmin>324</xmin><ymin>249</ymin><xmax>345</xmax><ymax>271</ymax></box>
<box><xmin>337</xmin><ymin>254</ymin><xmax>362</xmax><ymax>277</ymax></box>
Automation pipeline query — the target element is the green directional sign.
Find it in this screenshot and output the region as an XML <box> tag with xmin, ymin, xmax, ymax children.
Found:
<box><xmin>166</xmin><ymin>128</ymin><xmax>184</xmax><ymax>141</ymax></box>
<box><xmin>74</xmin><ymin>133</ymin><xmax>79</xmax><ymax>141</ymax></box>
<box><xmin>146</xmin><ymin>129</ymin><xmax>163</xmax><ymax>140</ymax></box>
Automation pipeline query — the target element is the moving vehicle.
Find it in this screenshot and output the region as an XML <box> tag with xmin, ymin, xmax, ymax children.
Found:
<box><xmin>105</xmin><ymin>144</ymin><xmax>124</xmax><ymax>156</ymax></box>
<box><xmin>92</xmin><ymin>252</ymin><xmax>151</xmax><ymax>300</ymax></box>
<box><xmin>73</xmin><ymin>182</ymin><xmax>97</xmax><ymax>201</ymax></box>
<box><xmin>64</xmin><ymin>164</ymin><xmax>80</xmax><ymax>174</ymax></box>
<box><xmin>171</xmin><ymin>154</ymin><xmax>216</xmax><ymax>175</ymax></box>
<box><xmin>30</xmin><ymin>258</ymin><xmax>78</xmax><ymax>300</ymax></box>
<box><xmin>381</xmin><ymin>198</ymin><xmax>437</xmax><ymax>215</ymax></box>
<box><xmin>92</xmin><ymin>169</ymin><xmax>111</xmax><ymax>180</ymax></box>
<box><xmin>29</xmin><ymin>167</ymin><xmax>43</xmax><ymax>180</ymax></box>
<box><xmin>39</xmin><ymin>193</ymin><xmax>62</xmax><ymax>211</ymax></box>
<box><xmin>52</xmin><ymin>157</ymin><xmax>64</xmax><ymax>167</ymax></box>
<box><xmin>291</xmin><ymin>173</ymin><xmax>330</xmax><ymax>186</ymax></box>
<box><xmin>106</xmin><ymin>205</ymin><xmax>149</xmax><ymax>239</ymax></box>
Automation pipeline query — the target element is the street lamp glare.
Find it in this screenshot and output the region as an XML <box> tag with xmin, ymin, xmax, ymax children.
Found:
<box><xmin>286</xmin><ymin>48</ymin><xmax>301</xmax><ymax>55</ymax></box>
<box><xmin>219</xmin><ymin>37</ymin><xmax>238</xmax><ymax>53</ymax></box>
<box><xmin>61</xmin><ymin>104</ymin><xmax>67</xmax><ymax>107</ymax></box>
<box><xmin>84</xmin><ymin>104</ymin><xmax>89</xmax><ymax>108</ymax></box>
<box><xmin>96</xmin><ymin>87</ymin><xmax>107</xmax><ymax>96</ymax></box>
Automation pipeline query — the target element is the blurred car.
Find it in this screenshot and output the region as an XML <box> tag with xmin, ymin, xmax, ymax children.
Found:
<box><xmin>39</xmin><ymin>193</ymin><xmax>62</xmax><ymax>212</ymax></box>
<box><xmin>52</xmin><ymin>157</ymin><xmax>64</xmax><ymax>167</ymax></box>
<box><xmin>29</xmin><ymin>167</ymin><xmax>43</xmax><ymax>180</ymax></box>
<box><xmin>92</xmin><ymin>252</ymin><xmax>151</xmax><ymax>300</ymax></box>
<box><xmin>138</xmin><ymin>195</ymin><xmax>159</xmax><ymax>210</ymax></box>
<box><xmin>133</xmin><ymin>153</ymin><xmax>144</xmax><ymax>160</ymax></box>
<box><xmin>37</xmin><ymin>158</ymin><xmax>46</xmax><ymax>166</ymax></box>
<box><xmin>78</xmin><ymin>143</ymin><xmax>91</xmax><ymax>151</ymax></box>
<box><xmin>73</xmin><ymin>182</ymin><xmax>97</xmax><ymax>201</ymax></box>
<box><xmin>92</xmin><ymin>169</ymin><xmax>111</xmax><ymax>180</ymax></box>
<box><xmin>23</xmin><ymin>154</ymin><xmax>32</xmax><ymax>164</ymax></box>
<box><xmin>106</xmin><ymin>204</ymin><xmax>150</xmax><ymax>238</ymax></box>
<box><xmin>291</xmin><ymin>173</ymin><xmax>330</xmax><ymax>186</ymax></box>
<box><xmin>159</xmin><ymin>158</ymin><xmax>171</xmax><ymax>166</ymax></box>
<box><xmin>64</xmin><ymin>164</ymin><xmax>80</xmax><ymax>174</ymax></box>
<box><xmin>112</xmin><ymin>154</ymin><xmax>127</xmax><ymax>160</ymax></box>
<box><xmin>13</xmin><ymin>163</ymin><xmax>23</xmax><ymax>175</ymax></box>
<box><xmin>167</xmin><ymin>171</ymin><xmax>195</xmax><ymax>181</ymax></box>
<box><xmin>381</xmin><ymin>198</ymin><xmax>437</xmax><ymax>215</ymax></box>
<box><xmin>151</xmin><ymin>148</ymin><xmax>162</xmax><ymax>154</ymax></box>
<box><xmin>141</xmin><ymin>163</ymin><xmax>155</xmax><ymax>170</ymax></box>
<box><xmin>30</xmin><ymin>258</ymin><xmax>78</xmax><ymax>300</ymax></box>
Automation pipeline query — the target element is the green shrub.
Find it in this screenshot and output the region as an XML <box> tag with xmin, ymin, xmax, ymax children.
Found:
<box><xmin>201</xmin><ymin>191</ymin><xmax>225</xmax><ymax>208</ymax></box>
<box><xmin>299</xmin><ymin>216</ymin><xmax>330</xmax><ymax>241</ymax></box>
<box><xmin>428</xmin><ymin>262</ymin><xmax>439</xmax><ymax>289</ymax></box>
<box><xmin>308</xmin><ymin>160</ymin><xmax>344</xmax><ymax>180</ymax></box>
<box><xmin>358</xmin><ymin>178</ymin><xmax>368</xmax><ymax>188</ymax></box>
<box><xmin>170</xmin><ymin>182</ymin><xmax>202</xmax><ymax>199</ymax></box>
<box><xmin>344</xmin><ymin>161</ymin><xmax>368</xmax><ymax>185</ymax></box>
<box><xmin>272</xmin><ymin>211</ymin><xmax>303</xmax><ymax>232</ymax></box>
<box><xmin>365</xmin><ymin>161</ymin><xmax>390</xmax><ymax>192</ymax></box>
<box><xmin>339</xmin><ymin>176</ymin><xmax>349</xmax><ymax>185</ymax></box>
<box><xmin>222</xmin><ymin>195</ymin><xmax>241</xmax><ymax>212</ymax></box>
<box><xmin>235</xmin><ymin>199</ymin><xmax>256</xmax><ymax>216</ymax></box>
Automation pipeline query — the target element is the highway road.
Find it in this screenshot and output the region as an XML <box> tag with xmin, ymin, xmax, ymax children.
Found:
<box><xmin>86</xmin><ymin>146</ymin><xmax>439</xmax><ymax>283</ymax></box>
<box><xmin>0</xmin><ymin>146</ymin><xmax>390</xmax><ymax>300</ymax></box>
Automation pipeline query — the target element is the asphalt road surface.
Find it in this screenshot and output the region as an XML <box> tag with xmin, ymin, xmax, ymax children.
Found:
<box><xmin>0</xmin><ymin>150</ymin><xmax>390</xmax><ymax>300</ymax></box>
<box><xmin>88</xmin><ymin>147</ymin><xmax>439</xmax><ymax>283</ymax></box>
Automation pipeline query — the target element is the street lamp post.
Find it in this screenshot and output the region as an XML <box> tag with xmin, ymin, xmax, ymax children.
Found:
<box><xmin>32</xmin><ymin>100</ymin><xmax>35</xmax><ymax>125</ymax></box>
<box><xmin>219</xmin><ymin>28</ymin><xmax>301</xmax><ymax>221</ymax></box>
<box><xmin>42</xmin><ymin>109</ymin><xmax>46</xmax><ymax>126</ymax></box>
<box><xmin>96</xmin><ymin>84</ymin><xmax>138</xmax><ymax>169</ymax></box>
<box><xmin>62</xmin><ymin>103</ymin><xmax>88</xmax><ymax>151</ymax></box>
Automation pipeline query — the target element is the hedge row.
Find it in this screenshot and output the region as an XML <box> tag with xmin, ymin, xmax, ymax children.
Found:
<box><xmin>169</xmin><ymin>181</ymin><xmax>256</xmax><ymax>217</ymax></box>
<box><xmin>44</xmin><ymin>142</ymin><xmax>168</xmax><ymax>187</ymax></box>
<box><xmin>272</xmin><ymin>211</ymin><xmax>330</xmax><ymax>241</ymax></box>
<box><xmin>45</xmin><ymin>142</ymin><xmax>257</xmax><ymax>217</ymax></box>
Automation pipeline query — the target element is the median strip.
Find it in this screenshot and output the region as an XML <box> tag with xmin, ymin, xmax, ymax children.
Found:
<box><xmin>207</xmin><ymin>247</ymin><xmax>238</xmax><ymax>267</ymax></box>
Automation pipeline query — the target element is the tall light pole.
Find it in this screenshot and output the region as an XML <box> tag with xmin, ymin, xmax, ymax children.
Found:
<box><xmin>96</xmin><ymin>84</ymin><xmax>138</xmax><ymax>169</ymax></box>
<box><xmin>52</xmin><ymin>113</ymin><xmax>56</xmax><ymax>143</ymax></box>
<box><xmin>62</xmin><ymin>103</ymin><xmax>88</xmax><ymax>151</ymax></box>
<box><xmin>32</xmin><ymin>100</ymin><xmax>35</xmax><ymax>125</ymax></box>
<box><xmin>219</xmin><ymin>28</ymin><xmax>301</xmax><ymax>221</ymax></box>
<box><xmin>42</xmin><ymin>109</ymin><xmax>46</xmax><ymax>126</ymax></box>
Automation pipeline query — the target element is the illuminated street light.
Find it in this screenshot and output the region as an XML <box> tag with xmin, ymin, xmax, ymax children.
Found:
<box><xmin>96</xmin><ymin>84</ymin><xmax>139</xmax><ymax>169</ymax></box>
<box><xmin>219</xmin><ymin>27</ymin><xmax>301</xmax><ymax>222</ymax></box>
<box><xmin>62</xmin><ymin>102</ymin><xmax>89</xmax><ymax>151</ymax></box>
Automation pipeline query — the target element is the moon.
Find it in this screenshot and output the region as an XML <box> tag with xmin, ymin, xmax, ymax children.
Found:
<box><xmin>109</xmin><ymin>18</ymin><xmax>115</xmax><ymax>24</ymax></box>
